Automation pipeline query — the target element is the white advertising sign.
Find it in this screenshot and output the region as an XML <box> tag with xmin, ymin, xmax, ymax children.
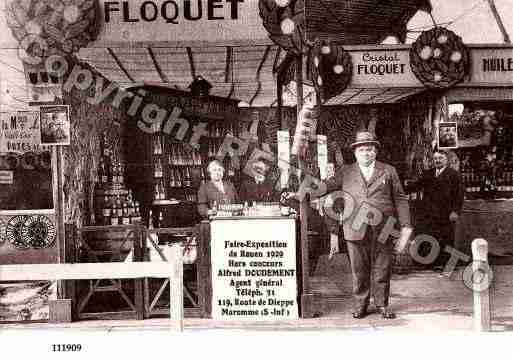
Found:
<box><xmin>97</xmin><ymin>0</ymin><xmax>270</xmax><ymax>44</ymax></box>
<box><xmin>468</xmin><ymin>47</ymin><xmax>513</xmax><ymax>85</ymax></box>
<box><xmin>210</xmin><ymin>218</ymin><xmax>298</xmax><ymax>321</ymax></box>
<box><xmin>0</xmin><ymin>111</ymin><xmax>49</xmax><ymax>153</ymax></box>
<box><xmin>350</xmin><ymin>49</ymin><xmax>422</xmax><ymax>88</ymax></box>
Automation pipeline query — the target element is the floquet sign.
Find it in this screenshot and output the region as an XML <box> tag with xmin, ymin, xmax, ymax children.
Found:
<box><xmin>103</xmin><ymin>0</ymin><xmax>246</xmax><ymax>24</ymax></box>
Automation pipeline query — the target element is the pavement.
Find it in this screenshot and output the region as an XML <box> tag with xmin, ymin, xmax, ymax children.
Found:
<box><xmin>1</xmin><ymin>257</ymin><xmax>513</xmax><ymax>332</ymax></box>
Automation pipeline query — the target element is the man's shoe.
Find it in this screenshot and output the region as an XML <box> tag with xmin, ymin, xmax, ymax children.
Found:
<box><xmin>352</xmin><ymin>307</ymin><xmax>368</xmax><ymax>319</ymax></box>
<box><xmin>377</xmin><ymin>306</ymin><xmax>396</xmax><ymax>319</ymax></box>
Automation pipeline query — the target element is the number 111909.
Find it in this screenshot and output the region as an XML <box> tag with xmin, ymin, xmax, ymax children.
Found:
<box><xmin>51</xmin><ymin>344</ymin><xmax>82</xmax><ymax>352</ymax></box>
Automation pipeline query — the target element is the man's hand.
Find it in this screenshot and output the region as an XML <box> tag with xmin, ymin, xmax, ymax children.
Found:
<box><xmin>449</xmin><ymin>211</ymin><xmax>459</xmax><ymax>222</ymax></box>
<box><xmin>328</xmin><ymin>233</ymin><xmax>339</xmax><ymax>260</ymax></box>
<box><xmin>280</xmin><ymin>191</ymin><xmax>298</xmax><ymax>203</ymax></box>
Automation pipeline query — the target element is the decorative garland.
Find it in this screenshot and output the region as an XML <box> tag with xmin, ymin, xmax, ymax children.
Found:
<box><xmin>259</xmin><ymin>0</ymin><xmax>305</xmax><ymax>55</ymax></box>
<box><xmin>5</xmin><ymin>0</ymin><xmax>99</xmax><ymax>59</ymax></box>
<box><xmin>310</xmin><ymin>40</ymin><xmax>352</xmax><ymax>102</ymax></box>
<box><xmin>410</xmin><ymin>27</ymin><xmax>469</xmax><ymax>89</ymax></box>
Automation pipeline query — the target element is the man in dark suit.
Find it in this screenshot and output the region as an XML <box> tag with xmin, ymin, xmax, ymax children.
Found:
<box><xmin>283</xmin><ymin>131</ymin><xmax>412</xmax><ymax>319</ymax></box>
<box><xmin>413</xmin><ymin>150</ymin><xmax>464</xmax><ymax>270</ymax></box>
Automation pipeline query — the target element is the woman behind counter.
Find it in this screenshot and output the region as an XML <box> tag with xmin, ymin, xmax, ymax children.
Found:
<box><xmin>197</xmin><ymin>160</ymin><xmax>238</xmax><ymax>217</ymax></box>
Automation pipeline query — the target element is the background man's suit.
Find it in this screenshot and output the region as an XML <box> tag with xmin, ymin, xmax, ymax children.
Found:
<box><xmin>415</xmin><ymin>167</ymin><xmax>464</xmax><ymax>267</ymax></box>
<box><xmin>327</xmin><ymin>161</ymin><xmax>411</xmax><ymax>310</ymax></box>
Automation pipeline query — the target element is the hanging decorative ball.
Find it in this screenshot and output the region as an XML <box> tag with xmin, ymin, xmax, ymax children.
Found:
<box><xmin>310</xmin><ymin>39</ymin><xmax>353</xmax><ymax>102</ymax></box>
<box><xmin>410</xmin><ymin>27</ymin><xmax>470</xmax><ymax>88</ymax></box>
<box><xmin>450</xmin><ymin>51</ymin><xmax>463</xmax><ymax>63</ymax></box>
<box><xmin>437</xmin><ymin>35</ymin><xmax>448</xmax><ymax>44</ymax></box>
<box><xmin>321</xmin><ymin>46</ymin><xmax>331</xmax><ymax>55</ymax></box>
<box><xmin>5</xmin><ymin>0</ymin><xmax>100</xmax><ymax>61</ymax></box>
<box><xmin>275</xmin><ymin>0</ymin><xmax>291</xmax><ymax>7</ymax></box>
<box><xmin>333</xmin><ymin>64</ymin><xmax>344</xmax><ymax>74</ymax></box>
<box><xmin>259</xmin><ymin>0</ymin><xmax>305</xmax><ymax>55</ymax></box>
<box><xmin>25</xmin><ymin>20</ymin><xmax>42</xmax><ymax>35</ymax></box>
<box><xmin>63</xmin><ymin>5</ymin><xmax>82</xmax><ymax>23</ymax></box>
<box><xmin>280</xmin><ymin>18</ymin><xmax>295</xmax><ymax>35</ymax></box>
<box><xmin>419</xmin><ymin>46</ymin><xmax>433</xmax><ymax>60</ymax></box>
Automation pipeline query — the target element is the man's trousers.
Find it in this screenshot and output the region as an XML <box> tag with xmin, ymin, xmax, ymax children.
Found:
<box><xmin>346</xmin><ymin>226</ymin><xmax>393</xmax><ymax>310</ymax></box>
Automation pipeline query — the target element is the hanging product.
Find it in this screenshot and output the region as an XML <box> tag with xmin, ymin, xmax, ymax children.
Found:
<box><xmin>5</xmin><ymin>0</ymin><xmax>100</xmax><ymax>59</ymax></box>
<box><xmin>310</xmin><ymin>39</ymin><xmax>353</xmax><ymax>102</ymax></box>
<box><xmin>258</xmin><ymin>0</ymin><xmax>305</xmax><ymax>54</ymax></box>
<box><xmin>410</xmin><ymin>27</ymin><xmax>470</xmax><ymax>89</ymax></box>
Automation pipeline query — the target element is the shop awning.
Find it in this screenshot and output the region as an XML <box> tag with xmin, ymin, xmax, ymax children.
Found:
<box><xmin>324</xmin><ymin>87</ymin><xmax>427</xmax><ymax>105</ymax></box>
<box><xmin>77</xmin><ymin>44</ymin><xmax>285</xmax><ymax>108</ymax></box>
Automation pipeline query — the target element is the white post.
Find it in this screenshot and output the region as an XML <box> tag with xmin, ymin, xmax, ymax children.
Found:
<box><xmin>472</xmin><ymin>238</ymin><xmax>491</xmax><ymax>332</ymax></box>
<box><xmin>168</xmin><ymin>243</ymin><xmax>184</xmax><ymax>331</ymax></box>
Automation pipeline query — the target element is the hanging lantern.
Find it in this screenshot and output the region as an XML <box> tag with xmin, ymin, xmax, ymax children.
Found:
<box><xmin>259</xmin><ymin>0</ymin><xmax>306</xmax><ymax>55</ymax></box>
<box><xmin>410</xmin><ymin>27</ymin><xmax>470</xmax><ymax>89</ymax></box>
<box><xmin>310</xmin><ymin>40</ymin><xmax>352</xmax><ymax>102</ymax></box>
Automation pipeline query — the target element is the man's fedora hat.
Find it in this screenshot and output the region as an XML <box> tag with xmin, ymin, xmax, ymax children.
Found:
<box><xmin>350</xmin><ymin>131</ymin><xmax>380</xmax><ymax>149</ymax></box>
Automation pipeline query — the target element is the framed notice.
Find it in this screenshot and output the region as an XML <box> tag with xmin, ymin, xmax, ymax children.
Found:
<box><xmin>40</xmin><ymin>105</ymin><xmax>71</xmax><ymax>146</ymax></box>
<box><xmin>210</xmin><ymin>218</ymin><xmax>299</xmax><ymax>321</ymax></box>
<box><xmin>438</xmin><ymin>122</ymin><xmax>458</xmax><ymax>149</ymax></box>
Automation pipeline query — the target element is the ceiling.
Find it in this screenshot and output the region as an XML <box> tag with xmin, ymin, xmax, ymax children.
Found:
<box><xmin>77</xmin><ymin>44</ymin><xmax>286</xmax><ymax>108</ymax></box>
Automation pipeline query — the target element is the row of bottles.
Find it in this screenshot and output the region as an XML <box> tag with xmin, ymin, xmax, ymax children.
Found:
<box><xmin>462</xmin><ymin>170</ymin><xmax>513</xmax><ymax>193</ymax></box>
<box><xmin>99</xmin><ymin>190</ymin><xmax>143</xmax><ymax>225</ymax></box>
<box><xmin>207</xmin><ymin>122</ymin><xmax>238</xmax><ymax>138</ymax></box>
<box><xmin>168</xmin><ymin>144</ymin><xmax>203</xmax><ymax>166</ymax></box>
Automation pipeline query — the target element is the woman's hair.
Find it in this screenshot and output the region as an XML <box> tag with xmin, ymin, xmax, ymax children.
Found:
<box><xmin>207</xmin><ymin>159</ymin><xmax>225</xmax><ymax>173</ymax></box>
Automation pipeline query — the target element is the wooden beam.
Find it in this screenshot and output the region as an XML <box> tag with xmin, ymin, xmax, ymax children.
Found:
<box><xmin>486</xmin><ymin>0</ymin><xmax>511</xmax><ymax>44</ymax></box>
<box><xmin>224</xmin><ymin>46</ymin><xmax>232</xmax><ymax>83</ymax></box>
<box><xmin>0</xmin><ymin>262</ymin><xmax>175</xmax><ymax>281</ymax></box>
<box><xmin>107</xmin><ymin>48</ymin><xmax>135</xmax><ymax>83</ymax></box>
<box><xmin>147</xmin><ymin>47</ymin><xmax>170</xmax><ymax>83</ymax></box>
<box><xmin>186</xmin><ymin>47</ymin><xmax>196</xmax><ymax>80</ymax></box>
<box><xmin>249</xmin><ymin>45</ymin><xmax>271</xmax><ymax>107</ymax></box>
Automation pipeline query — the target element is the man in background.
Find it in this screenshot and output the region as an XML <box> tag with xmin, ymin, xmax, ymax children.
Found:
<box><xmin>412</xmin><ymin>149</ymin><xmax>464</xmax><ymax>273</ymax></box>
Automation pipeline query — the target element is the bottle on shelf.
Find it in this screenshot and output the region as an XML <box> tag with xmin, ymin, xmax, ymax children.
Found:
<box><xmin>157</xmin><ymin>211</ymin><xmax>164</xmax><ymax>228</ymax></box>
<box><xmin>184</xmin><ymin>167</ymin><xmax>191</xmax><ymax>188</ymax></box>
<box><xmin>175</xmin><ymin>169</ymin><xmax>183</xmax><ymax>188</ymax></box>
<box><xmin>154</xmin><ymin>135</ymin><xmax>163</xmax><ymax>155</ymax></box>
<box><xmin>98</xmin><ymin>156</ymin><xmax>108</xmax><ymax>184</ymax></box>
<box><xmin>121</xmin><ymin>203</ymin><xmax>130</xmax><ymax>225</ymax></box>
<box><xmin>110</xmin><ymin>198</ymin><xmax>119</xmax><ymax>225</ymax></box>
<box><xmin>118</xmin><ymin>162</ymin><xmax>124</xmax><ymax>184</ymax></box>
<box><xmin>131</xmin><ymin>201</ymin><xmax>142</xmax><ymax>224</ymax></box>
<box><xmin>127</xmin><ymin>190</ymin><xmax>135</xmax><ymax>215</ymax></box>
<box><xmin>148</xmin><ymin>209</ymin><xmax>154</xmax><ymax>230</ymax></box>
<box><xmin>200</xmin><ymin>169</ymin><xmax>206</xmax><ymax>185</ymax></box>
<box><xmin>115</xmin><ymin>194</ymin><xmax>123</xmax><ymax>218</ymax></box>
<box><xmin>102</xmin><ymin>195</ymin><xmax>111</xmax><ymax>225</ymax></box>
<box><xmin>154</xmin><ymin>158</ymin><xmax>163</xmax><ymax>178</ymax></box>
